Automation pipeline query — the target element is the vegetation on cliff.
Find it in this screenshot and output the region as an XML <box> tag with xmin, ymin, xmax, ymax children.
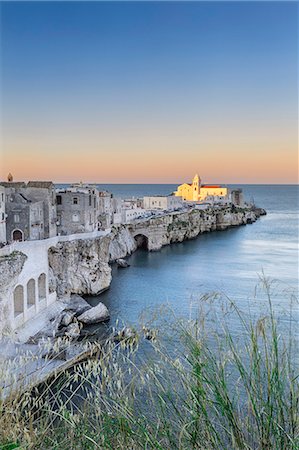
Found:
<box><xmin>0</xmin><ymin>277</ymin><xmax>297</xmax><ymax>450</ymax></box>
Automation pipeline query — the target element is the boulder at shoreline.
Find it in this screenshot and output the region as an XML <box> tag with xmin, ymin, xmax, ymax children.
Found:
<box><xmin>77</xmin><ymin>302</ymin><xmax>110</xmax><ymax>325</ymax></box>
<box><xmin>116</xmin><ymin>258</ymin><xmax>130</xmax><ymax>268</ymax></box>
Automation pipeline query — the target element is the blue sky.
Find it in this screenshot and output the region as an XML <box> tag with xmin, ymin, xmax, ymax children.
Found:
<box><xmin>1</xmin><ymin>1</ymin><xmax>298</xmax><ymax>183</ymax></box>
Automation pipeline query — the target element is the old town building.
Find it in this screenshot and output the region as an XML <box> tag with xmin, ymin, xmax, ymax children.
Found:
<box><xmin>174</xmin><ymin>174</ymin><xmax>228</xmax><ymax>202</ymax></box>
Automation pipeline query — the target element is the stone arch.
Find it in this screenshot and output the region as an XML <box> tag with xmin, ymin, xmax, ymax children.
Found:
<box><xmin>38</xmin><ymin>273</ymin><xmax>47</xmax><ymax>300</ymax></box>
<box><xmin>12</xmin><ymin>229</ymin><xmax>23</xmax><ymax>242</ymax></box>
<box><xmin>134</xmin><ymin>233</ymin><xmax>149</xmax><ymax>250</ymax></box>
<box><xmin>27</xmin><ymin>279</ymin><xmax>36</xmax><ymax>308</ymax></box>
<box><xmin>14</xmin><ymin>285</ymin><xmax>24</xmax><ymax>317</ymax></box>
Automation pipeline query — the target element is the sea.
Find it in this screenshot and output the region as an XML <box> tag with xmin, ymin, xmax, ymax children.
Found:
<box><xmin>83</xmin><ymin>184</ymin><xmax>298</xmax><ymax>334</ymax></box>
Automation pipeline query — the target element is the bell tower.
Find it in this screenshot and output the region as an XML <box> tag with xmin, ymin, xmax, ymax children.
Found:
<box><xmin>192</xmin><ymin>174</ymin><xmax>200</xmax><ymax>201</ymax></box>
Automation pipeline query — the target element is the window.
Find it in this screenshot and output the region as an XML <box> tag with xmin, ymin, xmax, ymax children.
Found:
<box><xmin>38</xmin><ymin>274</ymin><xmax>47</xmax><ymax>300</ymax></box>
<box><xmin>27</xmin><ymin>279</ymin><xmax>36</xmax><ymax>307</ymax></box>
<box><xmin>73</xmin><ymin>197</ymin><xmax>78</xmax><ymax>205</ymax></box>
<box><xmin>14</xmin><ymin>214</ymin><xmax>20</xmax><ymax>223</ymax></box>
<box><xmin>56</xmin><ymin>195</ymin><xmax>62</xmax><ymax>205</ymax></box>
<box><xmin>89</xmin><ymin>195</ymin><xmax>92</xmax><ymax>206</ymax></box>
<box><xmin>72</xmin><ymin>213</ymin><xmax>79</xmax><ymax>222</ymax></box>
<box><xmin>14</xmin><ymin>285</ymin><xmax>24</xmax><ymax>317</ymax></box>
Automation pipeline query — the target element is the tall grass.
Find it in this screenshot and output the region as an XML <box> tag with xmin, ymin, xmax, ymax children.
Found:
<box><xmin>0</xmin><ymin>278</ymin><xmax>298</xmax><ymax>449</ymax></box>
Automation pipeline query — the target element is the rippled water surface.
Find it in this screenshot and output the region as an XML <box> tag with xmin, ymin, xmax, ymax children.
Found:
<box><xmin>88</xmin><ymin>185</ymin><xmax>298</xmax><ymax>328</ymax></box>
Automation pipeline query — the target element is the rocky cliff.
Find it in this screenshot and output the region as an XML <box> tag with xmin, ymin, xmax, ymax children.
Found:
<box><xmin>109</xmin><ymin>225</ymin><xmax>137</xmax><ymax>262</ymax></box>
<box><xmin>48</xmin><ymin>235</ymin><xmax>112</xmax><ymax>298</ymax></box>
<box><xmin>129</xmin><ymin>205</ymin><xmax>266</xmax><ymax>251</ymax></box>
<box><xmin>48</xmin><ymin>227</ymin><xmax>137</xmax><ymax>298</ymax></box>
<box><xmin>48</xmin><ymin>205</ymin><xmax>266</xmax><ymax>299</ymax></box>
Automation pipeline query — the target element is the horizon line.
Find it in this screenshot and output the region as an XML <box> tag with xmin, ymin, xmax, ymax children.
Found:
<box><xmin>1</xmin><ymin>180</ymin><xmax>298</xmax><ymax>186</ymax></box>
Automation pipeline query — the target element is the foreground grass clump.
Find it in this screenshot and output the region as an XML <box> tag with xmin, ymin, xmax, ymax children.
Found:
<box><xmin>0</xmin><ymin>279</ymin><xmax>298</xmax><ymax>449</ymax></box>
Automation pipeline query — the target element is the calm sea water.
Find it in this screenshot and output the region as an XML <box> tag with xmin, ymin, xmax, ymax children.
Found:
<box><xmin>86</xmin><ymin>185</ymin><xmax>298</xmax><ymax>331</ymax></box>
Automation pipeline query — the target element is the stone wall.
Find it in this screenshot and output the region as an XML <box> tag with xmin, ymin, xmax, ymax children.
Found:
<box><xmin>0</xmin><ymin>251</ymin><xmax>27</xmax><ymax>336</ymax></box>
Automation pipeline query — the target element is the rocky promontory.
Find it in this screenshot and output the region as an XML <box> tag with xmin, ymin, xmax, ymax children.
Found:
<box><xmin>128</xmin><ymin>204</ymin><xmax>266</xmax><ymax>251</ymax></box>
<box><xmin>46</xmin><ymin>204</ymin><xmax>266</xmax><ymax>300</ymax></box>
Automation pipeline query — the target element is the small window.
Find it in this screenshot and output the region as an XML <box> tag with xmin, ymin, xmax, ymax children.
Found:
<box><xmin>56</xmin><ymin>195</ymin><xmax>62</xmax><ymax>205</ymax></box>
<box><xmin>73</xmin><ymin>197</ymin><xmax>78</xmax><ymax>205</ymax></box>
<box><xmin>14</xmin><ymin>214</ymin><xmax>20</xmax><ymax>223</ymax></box>
<box><xmin>89</xmin><ymin>195</ymin><xmax>92</xmax><ymax>206</ymax></box>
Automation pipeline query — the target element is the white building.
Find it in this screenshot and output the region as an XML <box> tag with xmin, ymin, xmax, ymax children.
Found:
<box><xmin>121</xmin><ymin>207</ymin><xmax>147</xmax><ymax>223</ymax></box>
<box><xmin>0</xmin><ymin>186</ymin><xmax>6</xmax><ymax>244</ymax></box>
<box><xmin>111</xmin><ymin>197</ymin><xmax>148</xmax><ymax>224</ymax></box>
<box><xmin>143</xmin><ymin>195</ymin><xmax>183</xmax><ymax>211</ymax></box>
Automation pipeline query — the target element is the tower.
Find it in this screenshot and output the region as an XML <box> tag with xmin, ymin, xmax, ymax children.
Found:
<box><xmin>192</xmin><ymin>174</ymin><xmax>201</xmax><ymax>201</ymax></box>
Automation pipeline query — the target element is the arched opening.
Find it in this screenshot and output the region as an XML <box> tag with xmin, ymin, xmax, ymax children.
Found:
<box><xmin>27</xmin><ymin>279</ymin><xmax>36</xmax><ymax>308</ymax></box>
<box><xmin>14</xmin><ymin>285</ymin><xmax>24</xmax><ymax>317</ymax></box>
<box><xmin>134</xmin><ymin>234</ymin><xmax>149</xmax><ymax>250</ymax></box>
<box><xmin>12</xmin><ymin>229</ymin><xmax>23</xmax><ymax>242</ymax></box>
<box><xmin>38</xmin><ymin>273</ymin><xmax>47</xmax><ymax>300</ymax></box>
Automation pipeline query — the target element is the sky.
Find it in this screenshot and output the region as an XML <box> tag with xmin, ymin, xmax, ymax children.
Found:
<box><xmin>0</xmin><ymin>1</ymin><xmax>298</xmax><ymax>184</ymax></box>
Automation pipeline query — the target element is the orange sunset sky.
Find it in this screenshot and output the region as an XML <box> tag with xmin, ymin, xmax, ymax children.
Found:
<box><xmin>1</xmin><ymin>1</ymin><xmax>298</xmax><ymax>184</ymax></box>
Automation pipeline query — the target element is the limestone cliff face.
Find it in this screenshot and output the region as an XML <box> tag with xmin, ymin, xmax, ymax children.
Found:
<box><xmin>167</xmin><ymin>206</ymin><xmax>265</xmax><ymax>246</ymax></box>
<box><xmin>109</xmin><ymin>225</ymin><xmax>137</xmax><ymax>262</ymax></box>
<box><xmin>128</xmin><ymin>205</ymin><xmax>266</xmax><ymax>251</ymax></box>
<box><xmin>0</xmin><ymin>251</ymin><xmax>27</xmax><ymax>335</ymax></box>
<box><xmin>48</xmin><ymin>235</ymin><xmax>112</xmax><ymax>298</ymax></box>
<box><xmin>48</xmin><ymin>205</ymin><xmax>265</xmax><ymax>298</ymax></box>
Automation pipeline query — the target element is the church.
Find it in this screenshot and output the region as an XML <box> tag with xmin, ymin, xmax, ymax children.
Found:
<box><xmin>174</xmin><ymin>174</ymin><xmax>228</xmax><ymax>202</ymax></box>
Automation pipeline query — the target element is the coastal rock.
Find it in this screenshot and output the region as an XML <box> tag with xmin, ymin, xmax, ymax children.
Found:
<box><xmin>67</xmin><ymin>294</ymin><xmax>92</xmax><ymax>316</ymax></box>
<box><xmin>77</xmin><ymin>302</ymin><xmax>110</xmax><ymax>324</ymax></box>
<box><xmin>65</xmin><ymin>321</ymin><xmax>81</xmax><ymax>339</ymax></box>
<box><xmin>48</xmin><ymin>236</ymin><xmax>112</xmax><ymax>298</ymax></box>
<box><xmin>58</xmin><ymin>310</ymin><xmax>76</xmax><ymax>328</ymax></box>
<box><xmin>109</xmin><ymin>226</ymin><xmax>137</xmax><ymax>261</ymax></box>
<box><xmin>126</xmin><ymin>204</ymin><xmax>265</xmax><ymax>251</ymax></box>
<box><xmin>116</xmin><ymin>258</ymin><xmax>130</xmax><ymax>268</ymax></box>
